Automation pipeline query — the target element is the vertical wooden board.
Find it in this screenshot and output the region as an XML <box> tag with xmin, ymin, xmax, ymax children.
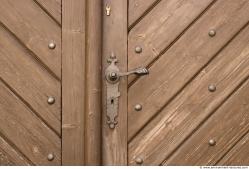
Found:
<box><xmin>62</xmin><ymin>0</ymin><xmax>86</xmax><ymax>165</ymax></box>
<box><xmin>102</xmin><ymin>0</ymin><xmax>128</xmax><ymax>165</ymax></box>
<box><xmin>35</xmin><ymin>0</ymin><xmax>62</xmax><ymax>25</ymax></box>
<box><xmin>84</xmin><ymin>0</ymin><xmax>102</xmax><ymax>165</ymax></box>
<box><xmin>0</xmin><ymin>0</ymin><xmax>61</xmax><ymax>78</ymax></box>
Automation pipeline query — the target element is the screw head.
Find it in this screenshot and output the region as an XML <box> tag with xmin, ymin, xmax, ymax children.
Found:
<box><xmin>48</xmin><ymin>42</ymin><xmax>56</xmax><ymax>49</ymax></box>
<box><xmin>209</xmin><ymin>139</ymin><xmax>216</xmax><ymax>146</ymax></box>
<box><xmin>135</xmin><ymin>157</ymin><xmax>143</xmax><ymax>164</ymax></box>
<box><xmin>135</xmin><ymin>46</ymin><xmax>142</xmax><ymax>53</ymax></box>
<box><xmin>109</xmin><ymin>72</ymin><xmax>118</xmax><ymax>81</ymax></box>
<box><xmin>208</xmin><ymin>30</ymin><xmax>216</xmax><ymax>37</ymax></box>
<box><xmin>47</xmin><ymin>96</ymin><xmax>55</xmax><ymax>105</ymax></box>
<box><xmin>47</xmin><ymin>153</ymin><xmax>54</xmax><ymax>161</ymax></box>
<box><xmin>134</xmin><ymin>104</ymin><xmax>142</xmax><ymax>111</ymax></box>
<box><xmin>208</xmin><ymin>84</ymin><xmax>216</xmax><ymax>92</ymax></box>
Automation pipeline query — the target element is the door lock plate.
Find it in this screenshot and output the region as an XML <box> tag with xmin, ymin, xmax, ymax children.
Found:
<box><xmin>105</xmin><ymin>53</ymin><xmax>149</xmax><ymax>129</ymax></box>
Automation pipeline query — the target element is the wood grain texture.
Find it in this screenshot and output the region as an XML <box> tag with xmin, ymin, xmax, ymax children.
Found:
<box><xmin>0</xmin><ymin>80</ymin><xmax>61</xmax><ymax>165</ymax></box>
<box><xmin>0</xmin><ymin>24</ymin><xmax>61</xmax><ymax>135</ymax></box>
<box><xmin>128</xmin><ymin>0</ymin><xmax>249</xmax><ymax>141</ymax></box>
<box><xmin>218</xmin><ymin>132</ymin><xmax>249</xmax><ymax>165</ymax></box>
<box><xmin>129</xmin><ymin>14</ymin><xmax>249</xmax><ymax>165</ymax></box>
<box><xmin>62</xmin><ymin>0</ymin><xmax>86</xmax><ymax>165</ymax></box>
<box><xmin>84</xmin><ymin>0</ymin><xmax>102</xmax><ymax>165</ymax></box>
<box><xmin>102</xmin><ymin>0</ymin><xmax>128</xmax><ymax>165</ymax></box>
<box><xmin>128</xmin><ymin>0</ymin><xmax>213</xmax><ymax>74</ymax></box>
<box><xmin>0</xmin><ymin>136</ymin><xmax>31</xmax><ymax>165</ymax></box>
<box><xmin>128</xmin><ymin>0</ymin><xmax>159</xmax><ymax>27</ymax></box>
<box><xmin>0</xmin><ymin>0</ymin><xmax>61</xmax><ymax>78</ymax></box>
<box><xmin>35</xmin><ymin>0</ymin><xmax>61</xmax><ymax>25</ymax></box>
<box><xmin>164</xmin><ymin>72</ymin><xmax>249</xmax><ymax>165</ymax></box>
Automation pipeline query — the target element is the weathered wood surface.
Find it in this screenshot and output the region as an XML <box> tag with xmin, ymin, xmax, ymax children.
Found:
<box><xmin>128</xmin><ymin>0</ymin><xmax>249</xmax><ymax>141</ymax></box>
<box><xmin>0</xmin><ymin>0</ymin><xmax>61</xmax><ymax>166</ymax></box>
<box><xmin>128</xmin><ymin>0</ymin><xmax>249</xmax><ymax>165</ymax></box>
<box><xmin>102</xmin><ymin>0</ymin><xmax>128</xmax><ymax>165</ymax></box>
<box><xmin>35</xmin><ymin>0</ymin><xmax>61</xmax><ymax>25</ymax></box>
<box><xmin>62</xmin><ymin>0</ymin><xmax>86</xmax><ymax>165</ymax></box>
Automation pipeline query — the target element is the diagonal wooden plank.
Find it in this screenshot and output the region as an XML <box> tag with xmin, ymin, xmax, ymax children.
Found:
<box><xmin>0</xmin><ymin>0</ymin><xmax>61</xmax><ymax>78</ymax></box>
<box><xmin>218</xmin><ymin>132</ymin><xmax>249</xmax><ymax>165</ymax></box>
<box><xmin>128</xmin><ymin>20</ymin><xmax>249</xmax><ymax>165</ymax></box>
<box><xmin>0</xmin><ymin>136</ymin><xmax>31</xmax><ymax>165</ymax></box>
<box><xmin>164</xmin><ymin>79</ymin><xmax>249</xmax><ymax>165</ymax></box>
<box><xmin>128</xmin><ymin>0</ymin><xmax>214</xmax><ymax>80</ymax></box>
<box><xmin>0</xmin><ymin>80</ymin><xmax>61</xmax><ymax>165</ymax></box>
<box><xmin>129</xmin><ymin>0</ymin><xmax>160</xmax><ymax>27</ymax></box>
<box><xmin>128</xmin><ymin>0</ymin><xmax>249</xmax><ymax>140</ymax></box>
<box><xmin>35</xmin><ymin>0</ymin><xmax>61</xmax><ymax>25</ymax></box>
<box><xmin>0</xmin><ymin>24</ymin><xmax>61</xmax><ymax>135</ymax></box>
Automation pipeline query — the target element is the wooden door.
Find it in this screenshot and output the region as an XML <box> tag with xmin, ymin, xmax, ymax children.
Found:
<box><xmin>0</xmin><ymin>0</ymin><xmax>102</xmax><ymax>166</ymax></box>
<box><xmin>102</xmin><ymin>0</ymin><xmax>249</xmax><ymax>166</ymax></box>
<box><xmin>0</xmin><ymin>0</ymin><xmax>61</xmax><ymax>165</ymax></box>
<box><xmin>127</xmin><ymin>0</ymin><xmax>249</xmax><ymax>166</ymax></box>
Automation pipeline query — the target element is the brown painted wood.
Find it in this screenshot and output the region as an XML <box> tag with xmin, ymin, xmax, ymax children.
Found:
<box><xmin>84</xmin><ymin>0</ymin><xmax>102</xmax><ymax>165</ymax></box>
<box><xmin>0</xmin><ymin>80</ymin><xmax>61</xmax><ymax>165</ymax></box>
<box><xmin>62</xmin><ymin>0</ymin><xmax>86</xmax><ymax>165</ymax></box>
<box><xmin>35</xmin><ymin>0</ymin><xmax>61</xmax><ymax>25</ymax></box>
<box><xmin>102</xmin><ymin>0</ymin><xmax>128</xmax><ymax>165</ymax></box>
<box><xmin>128</xmin><ymin>0</ymin><xmax>249</xmax><ymax>141</ymax></box>
<box><xmin>0</xmin><ymin>136</ymin><xmax>31</xmax><ymax>165</ymax></box>
<box><xmin>218</xmin><ymin>132</ymin><xmax>249</xmax><ymax>165</ymax></box>
<box><xmin>0</xmin><ymin>24</ymin><xmax>61</xmax><ymax>135</ymax></box>
<box><xmin>129</xmin><ymin>16</ymin><xmax>249</xmax><ymax>165</ymax></box>
<box><xmin>0</xmin><ymin>0</ymin><xmax>61</xmax><ymax>78</ymax></box>
<box><xmin>128</xmin><ymin>0</ymin><xmax>159</xmax><ymax>27</ymax></box>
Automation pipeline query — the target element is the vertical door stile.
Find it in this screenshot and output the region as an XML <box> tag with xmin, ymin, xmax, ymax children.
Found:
<box><xmin>102</xmin><ymin>0</ymin><xmax>128</xmax><ymax>165</ymax></box>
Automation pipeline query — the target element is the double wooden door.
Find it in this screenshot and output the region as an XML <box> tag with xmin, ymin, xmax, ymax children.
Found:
<box><xmin>1</xmin><ymin>0</ymin><xmax>249</xmax><ymax>166</ymax></box>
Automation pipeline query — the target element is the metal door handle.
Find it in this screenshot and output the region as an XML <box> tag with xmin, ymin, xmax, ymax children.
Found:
<box><xmin>105</xmin><ymin>53</ymin><xmax>149</xmax><ymax>129</ymax></box>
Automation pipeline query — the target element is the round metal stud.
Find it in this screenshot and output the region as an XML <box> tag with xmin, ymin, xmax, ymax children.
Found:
<box><xmin>208</xmin><ymin>84</ymin><xmax>216</xmax><ymax>92</ymax></box>
<box><xmin>208</xmin><ymin>30</ymin><xmax>216</xmax><ymax>37</ymax></box>
<box><xmin>47</xmin><ymin>96</ymin><xmax>55</xmax><ymax>105</ymax></box>
<box><xmin>135</xmin><ymin>46</ymin><xmax>142</xmax><ymax>54</ymax></box>
<box><xmin>47</xmin><ymin>153</ymin><xmax>54</xmax><ymax>161</ymax></box>
<box><xmin>135</xmin><ymin>157</ymin><xmax>143</xmax><ymax>164</ymax></box>
<box><xmin>48</xmin><ymin>42</ymin><xmax>56</xmax><ymax>49</ymax></box>
<box><xmin>109</xmin><ymin>123</ymin><xmax>115</xmax><ymax>129</ymax></box>
<box><xmin>134</xmin><ymin>104</ymin><xmax>142</xmax><ymax>111</ymax></box>
<box><xmin>209</xmin><ymin>139</ymin><xmax>216</xmax><ymax>146</ymax></box>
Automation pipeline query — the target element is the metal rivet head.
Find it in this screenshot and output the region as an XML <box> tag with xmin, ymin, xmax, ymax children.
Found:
<box><xmin>208</xmin><ymin>84</ymin><xmax>216</xmax><ymax>92</ymax></box>
<box><xmin>47</xmin><ymin>96</ymin><xmax>55</xmax><ymax>105</ymax></box>
<box><xmin>134</xmin><ymin>104</ymin><xmax>142</xmax><ymax>111</ymax></box>
<box><xmin>135</xmin><ymin>157</ymin><xmax>143</xmax><ymax>164</ymax></box>
<box><xmin>209</xmin><ymin>139</ymin><xmax>216</xmax><ymax>146</ymax></box>
<box><xmin>208</xmin><ymin>30</ymin><xmax>216</xmax><ymax>37</ymax></box>
<box><xmin>47</xmin><ymin>153</ymin><xmax>54</xmax><ymax>161</ymax></box>
<box><xmin>135</xmin><ymin>46</ymin><xmax>142</xmax><ymax>53</ymax></box>
<box><xmin>48</xmin><ymin>42</ymin><xmax>56</xmax><ymax>49</ymax></box>
<box><xmin>109</xmin><ymin>123</ymin><xmax>115</xmax><ymax>129</ymax></box>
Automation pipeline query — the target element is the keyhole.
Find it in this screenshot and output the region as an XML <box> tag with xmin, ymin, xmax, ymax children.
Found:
<box><xmin>111</xmin><ymin>99</ymin><xmax>114</xmax><ymax>104</ymax></box>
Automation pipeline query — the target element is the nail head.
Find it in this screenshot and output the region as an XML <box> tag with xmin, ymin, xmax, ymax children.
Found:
<box><xmin>135</xmin><ymin>157</ymin><xmax>143</xmax><ymax>164</ymax></box>
<box><xmin>208</xmin><ymin>84</ymin><xmax>216</xmax><ymax>92</ymax></box>
<box><xmin>209</xmin><ymin>139</ymin><xmax>216</xmax><ymax>146</ymax></box>
<box><xmin>47</xmin><ymin>96</ymin><xmax>55</xmax><ymax>105</ymax></box>
<box><xmin>135</xmin><ymin>46</ymin><xmax>142</xmax><ymax>53</ymax></box>
<box><xmin>48</xmin><ymin>42</ymin><xmax>56</xmax><ymax>49</ymax></box>
<box><xmin>134</xmin><ymin>104</ymin><xmax>142</xmax><ymax>111</ymax></box>
<box><xmin>47</xmin><ymin>153</ymin><xmax>54</xmax><ymax>161</ymax></box>
<box><xmin>208</xmin><ymin>30</ymin><xmax>216</xmax><ymax>37</ymax></box>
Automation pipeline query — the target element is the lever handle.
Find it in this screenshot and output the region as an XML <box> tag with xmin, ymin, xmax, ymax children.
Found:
<box><xmin>119</xmin><ymin>67</ymin><xmax>149</xmax><ymax>77</ymax></box>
